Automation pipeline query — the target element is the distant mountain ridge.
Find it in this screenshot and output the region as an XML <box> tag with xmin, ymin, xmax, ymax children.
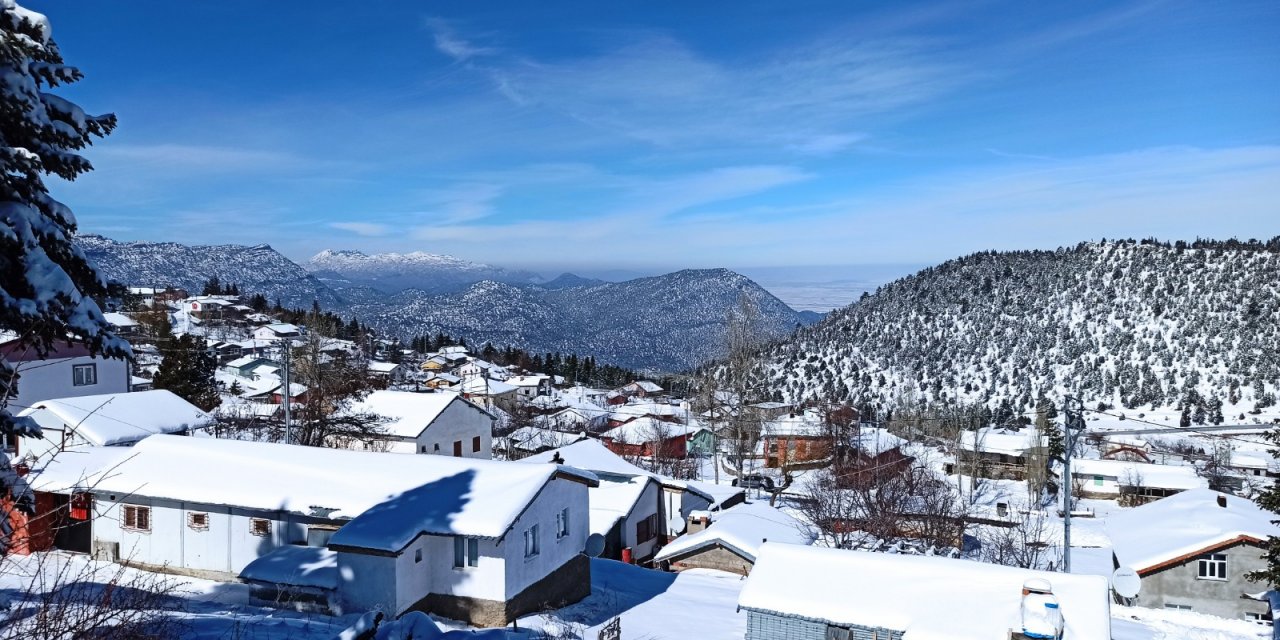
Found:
<box><xmin>77</xmin><ymin>234</ymin><xmax>344</xmax><ymax>309</ymax></box>
<box><xmin>305</xmin><ymin>248</ymin><xmax>542</xmax><ymax>294</ymax></box>
<box><xmin>351</xmin><ymin>268</ymin><xmax>815</xmax><ymax>371</ymax></box>
<box><xmin>78</xmin><ymin>235</ymin><xmax>815</xmax><ymax>371</ymax></box>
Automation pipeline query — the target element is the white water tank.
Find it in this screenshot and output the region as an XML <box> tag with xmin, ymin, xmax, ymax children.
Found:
<box><xmin>1021</xmin><ymin>578</ymin><xmax>1064</xmax><ymax>639</ymax></box>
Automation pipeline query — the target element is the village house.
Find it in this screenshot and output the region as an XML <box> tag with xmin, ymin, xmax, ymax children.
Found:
<box><xmin>1108</xmin><ymin>489</ymin><xmax>1277</xmax><ymax>621</ymax></box>
<box><xmin>342</xmin><ymin>390</ymin><xmax>494</xmax><ymax>457</ymax></box>
<box><xmin>616</xmin><ymin>380</ymin><xmax>663</xmax><ymax>400</ymax></box>
<box><xmin>101</xmin><ymin>312</ymin><xmax>140</xmax><ymax>337</ymax></box>
<box><xmin>507</xmin><ymin>374</ymin><xmax>552</xmax><ymax>399</ymax></box>
<box><xmin>1067</xmin><ymin>458</ymin><xmax>1205</xmax><ymax>504</ymax></box>
<box><xmin>760</xmin><ymin>410</ymin><xmax>832</xmax><ymax>469</ymax></box>
<box><xmin>1</xmin><ymin>333</ymin><xmax>130</xmax><ymax>414</ymax></box>
<box><xmin>501</xmin><ymin>426</ymin><xmax>584</xmax><ymax>457</ymax></box>
<box><xmin>520</xmin><ymin>439</ymin><xmax>743</xmax><ymax>561</ymax></box>
<box><xmin>366</xmin><ymin>360</ymin><xmax>406</xmax><ymax>385</ymax></box>
<box><xmin>835</xmin><ymin>427</ymin><xmax>915</xmax><ymax>489</ymax></box>
<box><xmin>460</xmin><ymin>376</ymin><xmax>519</xmax><ymax>413</ymax></box>
<box><xmin>599</xmin><ymin>417</ymin><xmax>709</xmax><ymax>460</ymax></box>
<box><xmin>20</xmin><ymin>435</ymin><xmax>597</xmax><ymax>627</ymax></box>
<box><xmin>953</xmin><ymin>427</ymin><xmax>1047</xmax><ymax>480</ymax></box>
<box><xmin>738</xmin><ymin>543</ymin><xmax>1112</xmax><ymax>640</ymax></box>
<box><xmin>11</xmin><ymin>389</ymin><xmax>215</xmax><ymax>461</ymax></box>
<box><xmin>252</xmin><ymin>322</ymin><xmax>302</xmax><ymax>341</ymax></box>
<box><xmin>654</xmin><ymin>501</ymin><xmax>814</xmax><ymax>576</ymax></box>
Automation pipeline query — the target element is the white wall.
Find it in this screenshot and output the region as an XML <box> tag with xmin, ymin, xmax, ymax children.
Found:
<box><xmin>413</xmin><ymin>399</ymin><xmax>493</xmax><ymax>459</ymax></box>
<box><xmin>502</xmin><ymin>477</ymin><xmax>590</xmax><ymax>599</ymax></box>
<box><xmin>10</xmin><ymin>355</ymin><xmax>129</xmax><ymax>412</ymax></box>
<box><xmin>336</xmin><ymin>552</ymin><xmax>398</xmax><ymax>613</ymax></box>
<box><xmin>620</xmin><ymin>480</ymin><xmax>661</xmax><ymax>560</ymax></box>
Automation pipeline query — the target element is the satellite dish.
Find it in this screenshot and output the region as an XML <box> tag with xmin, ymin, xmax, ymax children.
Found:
<box><xmin>584</xmin><ymin>533</ymin><xmax>606</xmax><ymax>558</ymax></box>
<box><xmin>667</xmin><ymin>516</ymin><xmax>686</xmax><ymax>535</ymax></box>
<box><xmin>1111</xmin><ymin>566</ymin><xmax>1141</xmax><ymax>599</ymax></box>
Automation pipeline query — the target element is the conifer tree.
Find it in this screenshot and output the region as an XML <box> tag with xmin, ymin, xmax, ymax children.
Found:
<box><xmin>1</xmin><ymin>2</ymin><xmax>125</xmax><ymax>526</ymax></box>
<box><xmin>152</xmin><ymin>334</ymin><xmax>221</xmax><ymax>411</ymax></box>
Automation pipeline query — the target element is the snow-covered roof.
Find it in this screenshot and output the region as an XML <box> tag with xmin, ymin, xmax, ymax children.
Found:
<box><xmin>225</xmin><ymin>355</ymin><xmax>263</xmax><ymax>369</ymax></box>
<box><xmin>738</xmin><ymin>544</ymin><xmax>1111</xmax><ymax>640</ymax></box>
<box><xmin>852</xmin><ymin>427</ymin><xmax>907</xmax><ymax>456</ymax></box>
<box><xmin>959</xmin><ymin>428</ymin><xmax>1043</xmax><ymax>456</ymax></box>
<box><xmin>239</xmin><ymin>545</ymin><xmax>337</xmax><ymax>589</ymax></box>
<box><xmin>38</xmin><ymin>435</ymin><xmax>595</xmax><ymax>547</ymax></box>
<box><xmin>346</xmin><ymin>390</ymin><xmax>488</xmax><ymax>439</ymax></box>
<box><xmin>102</xmin><ymin>312</ymin><xmax>138</xmax><ymax>328</ymax></box>
<box><xmin>763</xmin><ymin>412</ymin><xmax>825</xmax><ymax>437</ymax></box>
<box><xmin>18</xmin><ymin>390</ymin><xmax>215</xmax><ymax>446</ymax></box>
<box><xmin>1068</xmin><ymin>458</ymin><xmax>1205</xmax><ymax>490</ymax></box>
<box><xmin>654</xmin><ymin>502</ymin><xmax>814</xmax><ymax>564</ymax></box>
<box><xmin>601</xmin><ymin>418</ymin><xmax>700</xmax><ymax>445</ymax></box>
<box><xmin>519</xmin><ymin>438</ymin><xmax>654</xmax><ymax>479</ymax></box>
<box><xmin>366</xmin><ymin>361</ymin><xmax>401</xmax><ymax>373</ymax></box>
<box><xmin>506</xmin><ymin>426</ymin><xmax>584</xmax><ymax>452</ymax></box>
<box><xmin>587</xmin><ymin>476</ymin><xmax>657</xmax><ymax>537</ymax></box>
<box><xmin>507</xmin><ymin>375</ymin><xmax>549</xmax><ymax>387</ymax></box>
<box><xmin>258</xmin><ymin>323</ymin><xmax>301</xmax><ymax>335</ymax></box>
<box><xmin>1108</xmin><ymin>489</ymin><xmax>1280</xmax><ymax>574</ymax></box>
<box><xmin>461</xmin><ymin>377</ymin><xmax>516</xmax><ymax>395</ymax></box>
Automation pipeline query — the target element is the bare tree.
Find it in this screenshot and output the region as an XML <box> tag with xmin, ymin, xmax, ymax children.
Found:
<box><xmin>286</xmin><ymin>333</ymin><xmax>388</xmax><ymax>449</ymax></box>
<box><xmin>719</xmin><ymin>294</ymin><xmax>767</xmax><ymax>478</ymax></box>
<box><xmin>975</xmin><ymin>504</ymin><xmax>1061</xmax><ymax>570</ymax></box>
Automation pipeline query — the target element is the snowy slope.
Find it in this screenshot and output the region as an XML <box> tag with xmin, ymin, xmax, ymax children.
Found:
<box><xmin>758</xmin><ymin>238</ymin><xmax>1280</xmax><ymax>416</ymax></box>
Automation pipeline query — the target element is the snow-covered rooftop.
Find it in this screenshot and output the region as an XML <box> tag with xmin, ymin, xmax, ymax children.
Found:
<box><xmin>102</xmin><ymin>312</ymin><xmax>138</xmax><ymax>328</ymax></box>
<box><xmin>35</xmin><ymin>435</ymin><xmax>595</xmax><ymax>546</ymax></box>
<box><xmin>1069</xmin><ymin>458</ymin><xmax>1205</xmax><ymax>490</ymax></box>
<box><xmin>519</xmin><ymin>438</ymin><xmax>654</xmax><ymax>479</ymax></box>
<box><xmin>18</xmin><ymin>389</ymin><xmax>215</xmax><ymax>446</ymax></box>
<box><xmin>586</xmin><ymin>476</ymin><xmax>657</xmax><ymax>537</ymax></box>
<box><xmin>344</xmin><ymin>390</ymin><xmax>478</xmax><ymax>438</ymax></box>
<box><xmin>239</xmin><ymin>545</ymin><xmax>337</xmax><ymax>590</ymax></box>
<box><xmin>1108</xmin><ymin>489</ymin><xmax>1280</xmax><ymax>574</ymax></box>
<box><xmin>366</xmin><ymin>361</ymin><xmax>401</xmax><ymax>373</ymax></box>
<box><xmin>461</xmin><ymin>377</ymin><xmax>516</xmax><ymax>395</ymax></box>
<box><xmin>600</xmin><ymin>417</ymin><xmax>700</xmax><ymax>445</ymax></box>
<box><xmin>738</xmin><ymin>544</ymin><xmax>1111</xmax><ymax>640</ymax></box>
<box><xmin>959</xmin><ymin>428</ymin><xmax>1044</xmax><ymax>456</ymax></box>
<box><xmin>654</xmin><ymin>502</ymin><xmax>814</xmax><ymax>565</ymax></box>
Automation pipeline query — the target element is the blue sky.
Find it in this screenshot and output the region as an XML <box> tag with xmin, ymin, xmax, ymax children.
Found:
<box><xmin>30</xmin><ymin>0</ymin><xmax>1280</xmax><ymax>273</ymax></box>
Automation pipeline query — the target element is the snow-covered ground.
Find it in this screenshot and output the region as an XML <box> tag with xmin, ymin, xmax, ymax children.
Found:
<box><xmin>1</xmin><ymin>551</ymin><xmax>1266</xmax><ymax>639</ymax></box>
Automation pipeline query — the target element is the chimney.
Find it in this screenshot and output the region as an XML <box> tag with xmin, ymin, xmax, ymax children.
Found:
<box><xmin>1217</xmin><ymin>495</ymin><xmax>1227</xmax><ymax>508</ymax></box>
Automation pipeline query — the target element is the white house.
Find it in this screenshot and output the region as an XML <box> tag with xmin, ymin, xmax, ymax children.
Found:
<box><xmin>1</xmin><ymin>334</ymin><xmax>130</xmax><ymax>418</ymax></box>
<box><xmin>13</xmin><ymin>389</ymin><xmax>215</xmax><ymax>461</ymax></box>
<box><xmin>25</xmin><ymin>435</ymin><xmax>597</xmax><ymax>627</ymax></box>
<box><xmin>738</xmin><ymin>543</ymin><xmax>1112</xmax><ymax>640</ymax></box>
<box><xmin>343</xmin><ymin>390</ymin><xmax>494</xmax><ymax>457</ymax></box>
<box><xmin>366</xmin><ymin>360</ymin><xmax>406</xmax><ymax>384</ymax></box>
<box><xmin>252</xmin><ymin>323</ymin><xmax>302</xmax><ymax>341</ymax></box>
<box><xmin>1068</xmin><ymin>458</ymin><xmax>1205</xmax><ymax>502</ymax></box>
<box><xmin>1108</xmin><ymin>489</ymin><xmax>1278</xmax><ymax>621</ymax></box>
<box><xmin>520</xmin><ymin>439</ymin><xmax>744</xmax><ymax>558</ymax></box>
<box><xmin>506</xmin><ymin>375</ymin><xmax>552</xmax><ymax>399</ymax></box>
<box><xmin>654</xmin><ymin>501</ymin><xmax>815</xmax><ymax>575</ymax></box>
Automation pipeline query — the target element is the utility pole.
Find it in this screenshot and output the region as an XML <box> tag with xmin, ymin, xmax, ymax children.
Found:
<box><xmin>280</xmin><ymin>339</ymin><xmax>292</xmax><ymax>445</ymax></box>
<box><xmin>1061</xmin><ymin>395</ymin><xmax>1086</xmax><ymax>573</ymax></box>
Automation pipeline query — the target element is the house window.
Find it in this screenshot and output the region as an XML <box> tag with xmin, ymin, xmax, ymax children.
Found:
<box><xmin>636</xmin><ymin>513</ymin><xmax>658</xmax><ymax>544</ymax></box>
<box><xmin>72</xmin><ymin>364</ymin><xmax>97</xmax><ymax>386</ymax></box>
<box><xmin>472</xmin><ymin>436</ymin><xmax>481</xmax><ymax>453</ymax></box>
<box><xmin>249</xmin><ymin>518</ymin><xmax>271</xmax><ymax>537</ymax></box>
<box><xmin>1093</xmin><ymin>475</ymin><xmax>1104</xmax><ymax>487</ymax></box>
<box><xmin>556</xmin><ymin>508</ymin><xmax>570</xmax><ymax>539</ymax></box>
<box><xmin>414</xmin><ymin>548</ymin><xmax>422</xmax><ymax>563</ymax></box>
<box><xmin>453</xmin><ymin>440</ymin><xmax>463</xmax><ymax>457</ymax></box>
<box><xmin>1164</xmin><ymin>603</ymin><xmax>1192</xmax><ymax>611</ymax></box>
<box><xmin>421</xmin><ymin>445</ymin><xmax>427</xmax><ymax>453</ymax></box>
<box><xmin>1197</xmin><ymin>553</ymin><xmax>1227</xmax><ymax>580</ymax></box>
<box><xmin>523</xmin><ymin>525</ymin><xmax>540</xmax><ymax>558</ymax></box>
<box><xmin>122</xmin><ymin>505</ymin><xmax>150</xmax><ymax>532</ymax></box>
<box><xmin>1246</xmin><ymin>612</ymin><xmax>1271</xmax><ymax>625</ymax></box>
<box><xmin>454</xmin><ymin>537</ymin><xmax>479</xmax><ymax>568</ymax></box>
<box><xmin>825</xmin><ymin>626</ymin><xmax>852</xmax><ymax>640</ymax></box>
<box><xmin>187</xmin><ymin>512</ymin><xmax>209</xmax><ymax>531</ymax></box>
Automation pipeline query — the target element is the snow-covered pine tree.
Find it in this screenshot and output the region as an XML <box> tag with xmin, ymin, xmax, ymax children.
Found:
<box><xmin>1</xmin><ymin>1</ymin><xmax>125</xmax><ymax>532</ymax></box>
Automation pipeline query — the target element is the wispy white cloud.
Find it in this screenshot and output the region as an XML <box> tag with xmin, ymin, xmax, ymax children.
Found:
<box><xmin>329</xmin><ymin>222</ymin><xmax>391</xmax><ymax>237</ymax></box>
<box><xmin>425</xmin><ymin>17</ymin><xmax>496</xmax><ymax>62</ymax></box>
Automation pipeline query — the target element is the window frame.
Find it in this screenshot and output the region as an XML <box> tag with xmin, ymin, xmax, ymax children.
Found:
<box><xmin>524</xmin><ymin>525</ymin><xmax>540</xmax><ymax>558</ymax></box>
<box><xmin>249</xmin><ymin>517</ymin><xmax>272</xmax><ymax>537</ymax></box>
<box><xmin>472</xmin><ymin>435</ymin><xmax>481</xmax><ymax>453</ymax></box>
<box><xmin>556</xmin><ymin>507</ymin><xmax>570</xmax><ymax>539</ymax></box>
<box><xmin>122</xmin><ymin>505</ymin><xmax>151</xmax><ymax>532</ymax></box>
<box><xmin>1197</xmin><ymin>552</ymin><xmax>1227</xmax><ymax>581</ymax></box>
<box><xmin>187</xmin><ymin>511</ymin><xmax>210</xmax><ymax>531</ymax></box>
<box><xmin>72</xmin><ymin>363</ymin><xmax>97</xmax><ymax>387</ymax></box>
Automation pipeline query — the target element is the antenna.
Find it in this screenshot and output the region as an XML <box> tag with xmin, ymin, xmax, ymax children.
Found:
<box><xmin>584</xmin><ymin>533</ymin><xmax>606</xmax><ymax>557</ymax></box>
<box><xmin>1111</xmin><ymin>566</ymin><xmax>1141</xmax><ymax>599</ymax></box>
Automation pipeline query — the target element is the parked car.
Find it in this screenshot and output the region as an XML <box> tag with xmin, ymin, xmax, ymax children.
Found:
<box><xmin>733</xmin><ymin>474</ymin><xmax>775</xmax><ymax>491</ymax></box>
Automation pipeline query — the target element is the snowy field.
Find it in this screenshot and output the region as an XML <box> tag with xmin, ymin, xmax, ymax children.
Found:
<box><xmin>0</xmin><ymin>551</ymin><xmax>1267</xmax><ymax>639</ymax></box>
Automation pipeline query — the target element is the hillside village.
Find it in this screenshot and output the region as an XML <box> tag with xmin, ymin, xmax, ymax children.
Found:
<box><xmin>3</xmin><ymin>281</ymin><xmax>1279</xmax><ymax>640</ymax></box>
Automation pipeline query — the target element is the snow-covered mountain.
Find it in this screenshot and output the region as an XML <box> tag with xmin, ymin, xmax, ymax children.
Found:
<box><xmin>758</xmin><ymin>239</ymin><xmax>1280</xmax><ymax>419</ymax></box>
<box><xmin>78</xmin><ymin>235</ymin><xmax>344</xmax><ymax>309</ymax></box>
<box><xmin>305</xmin><ymin>248</ymin><xmax>542</xmax><ymax>294</ymax></box>
<box><xmin>351</xmin><ymin>268</ymin><xmax>814</xmax><ymax>371</ymax></box>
